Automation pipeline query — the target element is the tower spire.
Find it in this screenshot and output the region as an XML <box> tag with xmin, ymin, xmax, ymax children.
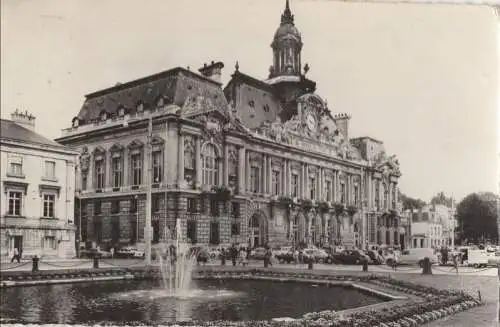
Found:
<box><xmin>281</xmin><ymin>0</ymin><xmax>294</xmax><ymax>25</ymax></box>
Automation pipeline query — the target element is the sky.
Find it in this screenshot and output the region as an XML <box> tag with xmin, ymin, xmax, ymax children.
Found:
<box><xmin>1</xmin><ymin>0</ymin><xmax>498</xmax><ymax>203</ymax></box>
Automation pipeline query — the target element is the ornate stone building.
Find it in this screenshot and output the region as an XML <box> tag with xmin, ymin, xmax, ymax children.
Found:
<box><xmin>56</xmin><ymin>0</ymin><xmax>403</xmax><ymax>250</ymax></box>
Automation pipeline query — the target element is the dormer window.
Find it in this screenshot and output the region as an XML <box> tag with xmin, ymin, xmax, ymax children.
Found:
<box><xmin>157</xmin><ymin>97</ymin><xmax>164</xmax><ymax>108</ymax></box>
<box><xmin>100</xmin><ymin>111</ymin><xmax>107</xmax><ymax>121</ymax></box>
<box><xmin>248</xmin><ymin>100</ymin><xmax>255</xmax><ymax>107</ymax></box>
<box><xmin>118</xmin><ymin>107</ymin><xmax>125</xmax><ymax>117</ymax></box>
<box><xmin>263</xmin><ymin>104</ymin><xmax>270</xmax><ymax>113</ymax></box>
<box><xmin>137</xmin><ymin>102</ymin><xmax>144</xmax><ymax>113</ymax></box>
<box><xmin>72</xmin><ymin>117</ymin><xmax>80</xmax><ymax>128</ymax></box>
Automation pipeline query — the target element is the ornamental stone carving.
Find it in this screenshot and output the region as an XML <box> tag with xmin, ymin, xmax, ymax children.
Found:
<box><xmin>249</xmin><ymin>152</ymin><xmax>262</xmax><ymax>167</ymax></box>
<box><xmin>79</xmin><ymin>147</ymin><xmax>90</xmax><ymax>172</ymax></box>
<box><xmin>271</xmin><ymin>157</ymin><xmax>282</xmax><ymax>169</ymax></box>
<box><xmin>290</xmin><ymin>161</ymin><xmax>301</xmax><ymax>172</ymax></box>
<box><xmin>228</xmin><ymin>145</ymin><xmax>238</xmax><ymax>176</ymax></box>
<box><xmin>184</xmin><ymin>135</ymin><xmax>195</xmax><ymax>170</ymax></box>
<box><xmin>308</xmin><ymin>165</ymin><xmax>317</xmax><ymax>176</ymax></box>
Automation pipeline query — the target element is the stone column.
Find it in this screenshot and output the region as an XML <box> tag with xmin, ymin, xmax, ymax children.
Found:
<box><xmin>223</xmin><ymin>144</ymin><xmax>229</xmax><ymax>186</ymax></box>
<box><xmin>195</xmin><ymin>137</ymin><xmax>202</xmax><ymax>189</ymax></box>
<box><xmin>246</xmin><ymin>152</ymin><xmax>250</xmax><ymax>192</ymax></box>
<box><xmin>262</xmin><ymin>155</ymin><xmax>267</xmax><ymax>194</ymax></box>
<box><xmin>177</xmin><ymin>133</ymin><xmax>184</xmax><ymax>187</ymax></box>
<box><xmin>287</xmin><ymin>161</ymin><xmax>292</xmax><ymax>197</ymax></box>
<box><xmin>332</xmin><ymin>171</ymin><xmax>337</xmax><ymax>202</ymax></box>
<box><xmin>123</xmin><ymin>148</ymin><xmax>129</xmax><ymax>187</ymax></box>
<box><xmin>238</xmin><ymin>147</ymin><xmax>245</xmax><ymax>194</ymax></box>
<box><xmin>367</xmin><ymin>173</ymin><xmax>372</xmax><ymax>211</ymax></box>
<box><xmin>317</xmin><ymin>168</ymin><xmax>322</xmax><ymax>200</ymax></box>
<box><xmin>267</xmin><ymin>156</ymin><xmax>272</xmax><ymax>195</ymax></box>
<box><xmin>301</xmin><ymin>164</ymin><xmax>305</xmax><ymax>198</ymax></box>
<box><xmin>305</xmin><ymin>164</ymin><xmax>309</xmax><ymax>199</ymax></box>
<box><xmin>388</xmin><ymin>182</ymin><xmax>393</xmax><ymax>210</ymax></box>
<box><xmin>324</xmin><ymin>213</ymin><xmax>329</xmax><ymax>242</ymax></box>
<box><xmin>282</xmin><ymin>160</ymin><xmax>288</xmax><ymax>196</ymax></box>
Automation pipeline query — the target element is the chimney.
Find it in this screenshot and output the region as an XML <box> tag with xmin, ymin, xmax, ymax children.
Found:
<box><xmin>198</xmin><ymin>61</ymin><xmax>224</xmax><ymax>84</ymax></box>
<box><xmin>333</xmin><ymin>113</ymin><xmax>351</xmax><ymax>141</ymax></box>
<box><xmin>11</xmin><ymin>109</ymin><xmax>36</xmax><ymax>131</ymax></box>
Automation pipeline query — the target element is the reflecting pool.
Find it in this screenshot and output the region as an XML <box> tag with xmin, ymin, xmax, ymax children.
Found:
<box><xmin>0</xmin><ymin>279</ymin><xmax>386</xmax><ymax>324</ymax></box>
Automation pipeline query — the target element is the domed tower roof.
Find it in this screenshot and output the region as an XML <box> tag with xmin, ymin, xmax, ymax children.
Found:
<box><xmin>269</xmin><ymin>0</ymin><xmax>303</xmax><ymax>78</ymax></box>
<box><xmin>272</xmin><ymin>0</ymin><xmax>302</xmax><ymax>45</ymax></box>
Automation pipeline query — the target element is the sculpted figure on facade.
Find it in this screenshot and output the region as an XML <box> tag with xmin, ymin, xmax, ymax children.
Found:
<box><xmin>79</xmin><ymin>147</ymin><xmax>90</xmax><ymax>172</ymax></box>
<box><xmin>184</xmin><ymin>135</ymin><xmax>196</xmax><ymax>170</ymax></box>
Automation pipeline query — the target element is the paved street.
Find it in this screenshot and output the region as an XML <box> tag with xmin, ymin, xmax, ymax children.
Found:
<box><xmin>2</xmin><ymin>257</ymin><xmax>497</xmax><ymax>277</ymax></box>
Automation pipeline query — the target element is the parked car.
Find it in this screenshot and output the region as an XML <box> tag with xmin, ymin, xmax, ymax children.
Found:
<box><xmin>273</xmin><ymin>246</ymin><xmax>292</xmax><ymax>258</ymax></box>
<box><xmin>366</xmin><ymin>250</ymin><xmax>384</xmax><ymax>265</ymax></box>
<box><xmin>250</xmin><ymin>247</ymin><xmax>268</xmax><ymax>260</ymax></box>
<box><xmin>487</xmin><ymin>251</ymin><xmax>500</xmax><ymax>266</ymax></box>
<box><xmin>207</xmin><ymin>248</ymin><xmax>221</xmax><ymax>259</ymax></box>
<box><xmin>302</xmin><ymin>248</ymin><xmax>329</xmax><ymax>263</ymax></box>
<box><xmin>332</xmin><ymin>250</ymin><xmax>370</xmax><ymax>265</ymax></box>
<box><xmin>275</xmin><ymin>251</ymin><xmax>295</xmax><ymax>263</ymax></box>
<box><xmin>116</xmin><ymin>247</ymin><xmax>144</xmax><ymax>259</ymax></box>
<box><xmin>195</xmin><ymin>248</ymin><xmax>210</xmax><ymax>264</ymax></box>
<box><xmin>388</xmin><ymin>248</ymin><xmax>438</xmax><ymax>267</ymax></box>
<box><xmin>80</xmin><ymin>248</ymin><xmax>100</xmax><ymax>258</ymax></box>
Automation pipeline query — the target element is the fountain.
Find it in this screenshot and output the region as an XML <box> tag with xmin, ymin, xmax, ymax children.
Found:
<box><xmin>158</xmin><ymin>219</ymin><xmax>197</xmax><ymax>297</ymax></box>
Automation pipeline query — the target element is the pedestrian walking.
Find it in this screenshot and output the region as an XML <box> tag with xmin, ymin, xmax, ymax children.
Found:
<box><xmin>11</xmin><ymin>247</ymin><xmax>20</xmax><ymax>263</ymax></box>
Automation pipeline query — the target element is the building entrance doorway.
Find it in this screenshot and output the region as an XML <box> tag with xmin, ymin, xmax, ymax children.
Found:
<box><xmin>249</xmin><ymin>213</ymin><xmax>265</xmax><ymax>248</ymax></box>
<box><xmin>12</xmin><ymin>235</ymin><xmax>23</xmax><ymax>256</ymax></box>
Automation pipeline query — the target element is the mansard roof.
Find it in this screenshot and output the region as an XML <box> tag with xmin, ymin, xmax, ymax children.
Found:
<box><xmin>76</xmin><ymin>67</ymin><xmax>228</xmax><ymax>124</ymax></box>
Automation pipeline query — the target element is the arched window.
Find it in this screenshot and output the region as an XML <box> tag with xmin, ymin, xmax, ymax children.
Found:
<box><xmin>202</xmin><ymin>143</ymin><xmax>218</xmax><ymax>186</ymax></box>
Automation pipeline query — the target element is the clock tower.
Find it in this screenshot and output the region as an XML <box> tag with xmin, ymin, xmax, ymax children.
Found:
<box><xmin>267</xmin><ymin>0</ymin><xmax>316</xmax><ymax>121</ymax></box>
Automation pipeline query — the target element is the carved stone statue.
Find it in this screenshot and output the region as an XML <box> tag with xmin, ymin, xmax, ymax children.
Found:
<box><xmin>79</xmin><ymin>147</ymin><xmax>90</xmax><ymax>172</ymax></box>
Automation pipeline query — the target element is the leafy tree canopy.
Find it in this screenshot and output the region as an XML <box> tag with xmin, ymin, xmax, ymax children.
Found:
<box><xmin>456</xmin><ymin>192</ymin><xmax>498</xmax><ymax>244</ymax></box>
<box><xmin>398</xmin><ymin>190</ymin><xmax>426</xmax><ymax>211</ymax></box>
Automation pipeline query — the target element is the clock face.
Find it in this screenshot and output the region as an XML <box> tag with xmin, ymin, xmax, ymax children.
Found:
<box><xmin>306</xmin><ymin>114</ymin><xmax>316</xmax><ymax>131</ymax></box>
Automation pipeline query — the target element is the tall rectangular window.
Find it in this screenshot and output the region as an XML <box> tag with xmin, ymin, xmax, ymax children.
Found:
<box><xmin>95</xmin><ymin>160</ymin><xmax>105</xmax><ymax>189</ymax></box>
<box><xmin>187</xmin><ymin>220</ymin><xmax>197</xmax><ymax>244</ymax></box>
<box><xmin>9</xmin><ymin>156</ymin><xmax>23</xmax><ymax>176</ymax></box>
<box><xmin>326</xmin><ymin>180</ymin><xmax>332</xmax><ymax>202</ymax></box>
<box><xmin>112</xmin><ymin>157</ymin><xmax>122</xmax><ymax>188</ymax></box>
<box><xmin>272</xmin><ymin>170</ymin><xmax>281</xmax><ymax>195</ymax></box>
<box><xmin>111</xmin><ymin>200</ymin><xmax>120</xmax><ymax>214</ymax></box>
<box><xmin>392</xmin><ymin>187</ymin><xmax>396</xmax><ymax>209</ymax></box>
<box><xmin>291</xmin><ymin>173</ymin><xmax>299</xmax><ymax>197</ymax></box>
<box><xmin>130</xmin><ymin>198</ymin><xmax>138</xmax><ymax>213</ymax></box>
<box><xmin>375</xmin><ymin>183</ymin><xmax>380</xmax><ymax>209</ymax></box>
<box><xmin>131</xmin><ymin>154</ymin><xmax>142</xmax><ymax>186</ymax></box>
<box><xmin>250</xmin><ymin>167</ymin><xmax>260</xmax><ymax>193</ymax></box>
<box><xmin>187</xmin><ymin>198</ymin><xmax>197</xmax><ymax>213</ymax></box>
<box><xmin>209</xmin><ymin>222</ymin><xmax>220</xmax><ymax>245</ymax></box>
<box><xmin>44</xmin><ymin>161</ymin><xmax>56</xmax><ymax>179</ymax></box>
<box><xmin>81</xmin><ymin>174</ymin><xmax>88</xmax><ymax>191</ymax></box>
<box><xmin>152</xmin><ymin>151</ymin><xmax>162</xmax><ymax>184</ymax></box>
<box><xmin>94</xmin><ymin>200</ymin><xmax>101</xmax><ymax>215</ymax></box>
<box><xmin>152</xmin><ymin>195</ymin><xmax>161</xmax><ymax>213</ymax></box>
<box><xmin>354</xmin><ymin>185</ymin><xmax>359</xmax><ymax>206</ymax></box>
<box><xmin>43</xmin><ymin>194</ymin><xmax>55</xmax><ymax>218</ymax></box>
<box><xmin>309</xmin><ymin>177</ymin><xmax>316</xmax><ymax>200</ymax></box>
<box><xmin>8</xmin><ymin>191</ymin><xmax>22</xmax><ymax>216</ymax></box>
<box><xmin>341</xmin><ymin>183</ymin><xmax>346</xmax><ymax>204</ymax></box>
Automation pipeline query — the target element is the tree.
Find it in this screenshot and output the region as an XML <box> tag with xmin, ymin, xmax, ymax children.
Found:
<box><xmin>456</xmin><ymin>192</ymin><xmax>498</xmax><ymax>244</ymax></box>
<box><xmin>430</xmin><ymin>192</ymin><xmax>453</xmax><ymax>207</ymax></box>
<box><xmin>399</xmin><ymin>191</ymin><xmax>426</xmax><ymax>211</ymax></box>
